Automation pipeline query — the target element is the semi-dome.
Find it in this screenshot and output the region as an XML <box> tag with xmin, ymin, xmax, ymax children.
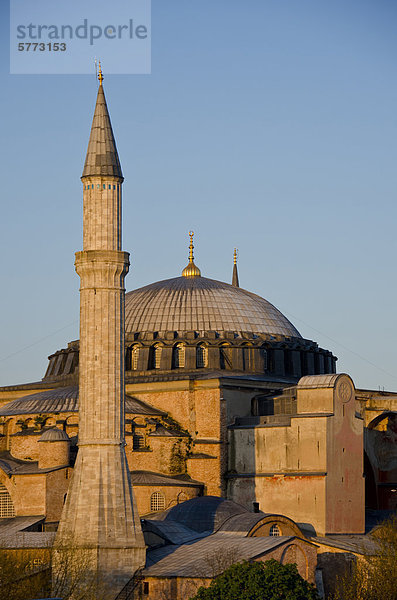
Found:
<box><xmin>157</xmin><ymin>495</ymin><xmax>247</xmax><ymax>533</ymax></box>
<box><xmin>125</xmin><ymin>276</ymin><xmax>301</xmax><ymax>338</ymax></box>
<box><xmin>39</xmin><ymin>427</ymin><xmax>70</xmax><ymax>442</ymax></box>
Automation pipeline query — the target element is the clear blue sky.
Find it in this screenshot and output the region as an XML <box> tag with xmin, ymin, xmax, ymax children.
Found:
<box><xmin>1</xmin><ymin>0</ymin><xmax>396</xmax><ymax>390</ymax></box>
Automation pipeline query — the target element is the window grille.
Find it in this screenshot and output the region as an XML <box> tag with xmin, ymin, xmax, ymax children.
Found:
<box><xmin>132</xmin><ymin>346</ymin><xmax>139</xmax><ymax>370</ymax></box>
<box><xmin>196</xmin><ymin>344</ymin><xmax>208</xmax><ymax>368</ymax></box>
<box><xmin>242</xmin><ymin>345</ymin><xmax>251</xmax><ymax>370</ymax></box>
<box><xmin>269</xmin><ymin>524</ymin><xmax>281</xmax><ymax>536</ymax></box>
<box><xmin>0</xmin><ymin>483</ymin><xmax>15</xmax><ymax>518</ymax></box>
<box><xmin>220</xmin><ymin>344</ymin><xmax>232</xmax><ymax>370</ymax></box>
<box><xmin>154</xmin><ymin>345</ymin><xmax>162</xmax><ymax>369</ymax></box>
<box><xmin>133</xmin><ymin>434</ymin><xmax>145</xmax><ymax>450</ymax></box>
<box><xmin>173</xmin><ymin>344</ymin><xmax>185</xmax><ymax>368</ymax></box>
<box><xmin>150</xmin><ymin>491</ymin><xmax>165</xmax><ymax>512</ymax></box>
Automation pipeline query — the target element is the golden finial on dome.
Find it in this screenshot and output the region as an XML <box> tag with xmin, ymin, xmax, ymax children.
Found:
<box><xmin>182</xmin><ymin>231</ymin><xmax>201</xmax><ymax>278</ymax></box>
<box><xmin>233</xmin><ymin>248</ymin><xmax>238</xmax><ymax>265</ymax></box>
<box><xmin>98</xmin><ymin>60</ymin><xmax>104</xmax><ymax>85</ymax></box>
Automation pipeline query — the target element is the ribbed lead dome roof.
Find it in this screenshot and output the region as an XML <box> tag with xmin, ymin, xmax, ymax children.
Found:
<box><xmin>125</xmin><ymin>276</ymin><xmax>301</xmax><ymax>338</ymax></box>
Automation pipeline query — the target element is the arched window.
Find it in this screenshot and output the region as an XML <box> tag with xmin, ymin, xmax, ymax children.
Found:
<box><xmin>242</xmin><ymin>344</ymin><xmax>252</xmax><ymax>371</ymax></box>
<box><xmin>267</xmin><ymin>348</ymin><xmax>275</xmax><ymax>373</ymax></box>
<box><xmin>0</xmin><ymin>483</ymin><xmax>15</xmax><ymax>518</ymax></box>
<box><xmin>219</xmin><ymin>344</ymin><xmax>232</xmax><ymax>370</ymax></box>
<box><xmin>196</xmin><ymin>344</ymin><xmax>208</xmax><ymax>368</ymax></box>
<box><xmin>132</xmin><ymin>346</ymin><xmax>139</xmax><ymax>370</ymax></box>
<box><xmin>173</xmin><ymin>344</ymin><xmax>185</xmax><ymax>369</ymax></box>
<box><xmin>269</xmin><ymin>523</ymin><xmax>281</xmax><ymax>536</ymax></box>
<box><xmin>300</xmin><ymin>351</ymin><xmax>308</xmax><ymax>376</ymax></box>
<box><xmin>150</xmin><ymin>491</ymin><xmax>165</xmax><ymax>512</ymax></box>
<box><xmin>149</xmin><ymin>344</ymin><xmax>162</xmax><ymax>370</ymax></box>
<box><xmin>177</xmin><ymin>492</ymin><xmax>188</xmax><ymax>504</ymax></box>
<box><xmin>284</xmin><ymin>349</ymin><xmax>293</xmax><ymax>375</ymax></box>
<box><xmin>260</xmin><ymin>345</ymin><xmax>267</xmax><ymax>371</ymax></box>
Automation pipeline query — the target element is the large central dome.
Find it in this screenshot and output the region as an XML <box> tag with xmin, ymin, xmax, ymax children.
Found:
<box><xmin>125</xmin><ymin>276</ymin><xmax>301</xmax><ymax>338</ymax></box>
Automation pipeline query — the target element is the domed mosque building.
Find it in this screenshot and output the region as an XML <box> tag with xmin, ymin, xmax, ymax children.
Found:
<box><xmin>0</xmin><ymin>76</ymin><xmax>395</xmax><ymax>591</ymax></box>
<box><xmin>0</xmin><ymin>230</ymin><xmax>351</xmax><ymax>531</ymax></box>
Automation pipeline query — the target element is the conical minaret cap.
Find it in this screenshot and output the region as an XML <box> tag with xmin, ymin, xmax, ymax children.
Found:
<box><xmin>82</xmin><ymin>72</ymin><xmax>123</xmax><ymax>179</ymax></box>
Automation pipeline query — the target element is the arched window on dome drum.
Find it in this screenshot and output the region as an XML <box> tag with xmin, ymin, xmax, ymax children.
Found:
<box><xmin>150</xmin><ymin>491</ymin><xmax>165</xmax><ymax>512</ymax></box>
<box><xmin>284</xmin><ymin>349</ymin><xmax>293</xmax><ymax>376</ymax></box>
<box><xmin>267</xmin><ymin>348</ymin><xmax>275</xmax><ymax>373</ymax></box>
<box><xmin>260</xmin><ymin>345</ymin><xmax>267</xmax><ymax>371</ymax></box>
<box><xmin>172</xmin><ymin>344</ymin><xmax>185</xmax><ymax>369</ymax></box>
<box><xmin>149</xmin><ymin>344</ymin><xmax>162</xmax><ymax>370</ymax></box>
<box><xmin>219</xmin><ymin>344</ymin><xmax>232</xmax><ymax>370</ymax></box>
<box><xmin>196</xmin><ymin>344</ymin><xmax>208</xmax><ymax>368</ymax></box>
<box><xmin>0</xmin><ymin>483</ymin><xmax>15</xmax><ymax>518</ymax></box>
<box><xmin>242</xmin><ymin>344</ymin><xmax>252</xmax><ymax>371</ymax></box>
<box><xmin>269</xmin><ymin>524</ymin><xmax>281</xmax><ymax>537</ymax></box>
<box><xmin>132</xmin><ymin>346</ymin><xmax>139</xmax><ymax>370</ymax></box>
<box><xmin>300</xmin><ymin>351</ymin><xmax>308</xmax><ymax>376</ymax></box>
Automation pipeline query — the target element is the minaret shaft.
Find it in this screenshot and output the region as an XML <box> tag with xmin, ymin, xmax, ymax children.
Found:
<box><xmin>54</xmin><ymin>80</ymin><xmax>145</xmax><ymax>599</ymax></box>
<box><xmin>76</xmin><ymin>248</ymin><xmax>128</xmax><ymax>443</ymax></box>
<box><xmin>83</xmin><ymin>178</ymin><xmax>122</xmax><ymax>250</ymax></box>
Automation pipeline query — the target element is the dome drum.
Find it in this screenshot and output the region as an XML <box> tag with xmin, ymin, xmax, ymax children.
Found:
<box><xmin>42</xmin><ymin>332</ymin><xmax>336</xmax><ymax>383</ymax></box>
<box><xmin>124</xmin><ymin>333</ymin><xmax>336</xmax><ymax>379</ymax></box>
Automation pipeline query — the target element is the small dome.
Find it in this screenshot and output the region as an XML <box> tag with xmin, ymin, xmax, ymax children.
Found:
<box><xmin>160</xmin><ymin>495</ymin><xmax>248</xmax><ymax>533</ymax></box>
<box><xmin>39</xmin><ymin>427</ymin><xmax>70</xmax><ymax>442</ymax></box>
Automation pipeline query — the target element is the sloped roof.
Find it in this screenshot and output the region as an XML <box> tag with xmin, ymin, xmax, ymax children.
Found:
<box><xmin>144</xmin><ymin>533</ymin><xmax>294</xmax><ymax>577</ymax></box>
<box><xmin>0</xmin><ymin>451</ymin><xmax>67</xmax><ymax>475</ymax></box>
<box><xmin>0</xmin><ymin>386</ymin><xmax>164</xmax><ymax>417</ymax></box>
<box><xmin>142</xmin><ymin>519</ymin><xmax>205</xmax><ymax>546</ymax></box>
<box><xmin>131</xmin><ymin>471</ymin><xmax>203</xmax><ymax>488</ymax></box>
<box><xmin>0</xmin><ymin>516</ymin><xmax>45</xmax><ymax>538</ymax></box>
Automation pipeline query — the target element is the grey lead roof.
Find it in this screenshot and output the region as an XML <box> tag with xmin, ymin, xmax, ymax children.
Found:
<box><xmin>0</xmin><ymin>516</ymin><xmax>45</xmax><ymax>539</ymax></box>
<box><xmin>0</xmin><ymin>451</ymin><xmax>67</xmax><ymax>475</ymax></box>
<box><xmin>144</xmin><ymin>533</ymin><xmax>294</xmax><ymax>577</ymax></box>
<box><xmin>131</xmin><ymin>471</ymin><xmax>203</xmax><ymax>487</ymax></box>
<box><xmin>150</xmin><ymin>495</ymin><xmax>248</xmax><ymax>533</ymax></box>
<box><xmin>81</xmin><ymin>85</ymin><xmax>123</xmax><ymax>179</ymax></box>
<box><xmin>0</xmin><ymin>386</ymin><xmax>165</xmax><ymax>417</ymax></box>
<box><xmin>125</xmin><ymin>276</ymin><xmax>301</xmax><ymax>338</ymax></box>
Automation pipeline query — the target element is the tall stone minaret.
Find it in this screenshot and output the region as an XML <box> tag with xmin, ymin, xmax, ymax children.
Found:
<box><xmin>54</xmin><ymin>65</ymin><xmax>145</xmax><ymax>598</ymax></box>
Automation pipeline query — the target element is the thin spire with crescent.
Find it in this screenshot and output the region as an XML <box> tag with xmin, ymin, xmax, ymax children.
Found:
<box><xmin>232</xmin><ymin>248</ymin><xmax>239</xmax><ymax>287</ymax></box>
<box><xmin>182</xmin><ymin>231</ymin><xmax>201</xmax><ymax>278</ymax></box>
<box><xmin>98</xmin><ymin>60</ymin><xmax>104</xmax><ymax>85</ymax></box>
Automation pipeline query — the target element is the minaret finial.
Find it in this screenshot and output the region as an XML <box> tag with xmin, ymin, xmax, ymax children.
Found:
<box><xmin>98</xmin><ymin>60</ymin><xmax>104</xmax><ymax>85</ymax></box>
<box><xmin>189</xmin><ymin>231</ymin><xmax>194</xmax><ymax>262</ymax></box>
<box><xmin>182</xmin><ymin>231</ymin><xmax>201</xmax><ymax>278</ymax></box>
<box><xmin>232</xmin><ymin>248</ymin><xmax>239</xmax><ymax>287</ymax></box>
